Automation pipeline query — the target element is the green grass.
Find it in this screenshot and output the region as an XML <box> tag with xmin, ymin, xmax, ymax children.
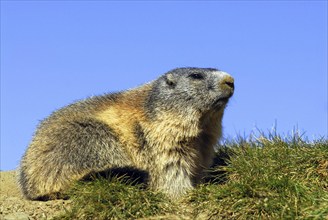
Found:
<box><xmin>188</xmin><ymin>135</ymin><xmax>328</xmax><ymax>219</ymax></box>
<box><xmin>55</xmin><ymin>134</ymin><xmax>328</xmax><ymax>219</ymax></box>
<box><xmin>53</xmin><ymin>176</ymin><xmax>176</xmax><ymax>220</ymax></box>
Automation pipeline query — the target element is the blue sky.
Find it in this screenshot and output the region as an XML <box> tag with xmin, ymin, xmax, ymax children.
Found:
<box><xmin>1</xmin><ymin>1</ymin><xmax>327</xmax><ymax>171</ymax></box>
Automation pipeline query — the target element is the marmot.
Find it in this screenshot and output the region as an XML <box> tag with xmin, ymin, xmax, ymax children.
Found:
<box><xmin>18</xmin><ymin>67</ymin><xmax>234</xmax><ymax>200</ymax></box>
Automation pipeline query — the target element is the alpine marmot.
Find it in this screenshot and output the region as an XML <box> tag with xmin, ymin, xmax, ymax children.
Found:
<box><xmin>18</xmin><ymin>67</ymin><xmax>234</xmax><ymax>200</ymax></box>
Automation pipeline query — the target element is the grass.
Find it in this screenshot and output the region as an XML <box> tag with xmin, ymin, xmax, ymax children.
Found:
<box><xmin>55</xmin><ymin>133</ymin><xmax>328</xmax><ymax>219</ymax></box>
<box><xmin>188</xmin><ymin>135</ymin><xmax>328</xmax><ymax>219</ymax></box>
<box><xmin>53</xmin><ymin>176</ymin><xmax>176</xmax><ymax>220</ymax></box>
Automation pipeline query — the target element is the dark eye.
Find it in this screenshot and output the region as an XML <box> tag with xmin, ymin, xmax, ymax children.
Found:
<box><xmin>189</xmin><ymin>73</ymin><xmax>204</xmax><ymax>80</ymax></box>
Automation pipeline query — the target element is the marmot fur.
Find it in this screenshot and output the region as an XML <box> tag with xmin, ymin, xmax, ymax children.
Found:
<box><xmin>18</xmin><ymin>67</ymin><xmax>234</xmax><ymax>200</ymax></box>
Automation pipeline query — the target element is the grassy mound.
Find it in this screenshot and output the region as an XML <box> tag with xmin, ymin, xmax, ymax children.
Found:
<box><xmin>188</xmin><ymin>136</ymin><xmax>328</xmax><ymax>219</ymax></box>
<box><xmin>55</xmin><ymin>135</ymin><xmax>328</xmax><ymax>219</ymax></box>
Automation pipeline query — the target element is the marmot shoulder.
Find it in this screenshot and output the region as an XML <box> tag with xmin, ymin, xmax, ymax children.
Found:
<box><xmin>18</xmin><ymin>67</ymin><xmax>234</xmax><ymax>200</ymax></box>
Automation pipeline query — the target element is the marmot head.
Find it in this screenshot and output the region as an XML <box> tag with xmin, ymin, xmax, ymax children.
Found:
<box><xmin>146</xmin><ymin>67</ymin><xmax>234</xmax><ymax>117</ymax></box>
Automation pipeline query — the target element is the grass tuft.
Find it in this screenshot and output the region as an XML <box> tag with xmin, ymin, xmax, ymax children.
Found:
<box><xmin>188</xmin><ymin>135</ymin><xmax>328</xmax><ymax>219</ymax></box>
<box><xmin>54</xmin><ymin>175</ymin><xmax>176</xmax><ymax>220</ymax></box>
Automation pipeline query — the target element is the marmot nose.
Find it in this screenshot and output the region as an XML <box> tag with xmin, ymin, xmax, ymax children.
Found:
<box><xmin>222</xmin><ymin>75</ymin><xmax>235</xmax><ymax>90</ymax></box>
<box><xmin>225</xmin><ymin>81</ymin><xmax>234</xmax><ymax>90</ymax></box>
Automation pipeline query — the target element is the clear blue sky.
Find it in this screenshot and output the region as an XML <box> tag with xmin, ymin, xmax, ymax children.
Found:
<box><xmin>1</xmin><ymin>1</ymin><xmax>327</xmax><ymax>171</ymax></box>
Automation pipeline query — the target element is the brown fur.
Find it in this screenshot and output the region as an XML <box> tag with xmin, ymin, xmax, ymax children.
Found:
<box><xmin>18</xmin><ymin>68</ymin><xmax>234</xmax><ymax>200</ymax></box>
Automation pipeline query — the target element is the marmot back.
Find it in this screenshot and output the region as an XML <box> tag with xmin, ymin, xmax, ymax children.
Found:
<box><xmin>18</xmin><ymin>67</ymin><xmax>234</xmax><ymax>200</ymax></box>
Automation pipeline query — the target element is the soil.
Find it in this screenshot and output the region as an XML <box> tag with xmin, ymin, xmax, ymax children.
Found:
<box><xmin>0</xmin><ymin>170</ymin><xmax>70</xmax><ymax>220</ymax></box>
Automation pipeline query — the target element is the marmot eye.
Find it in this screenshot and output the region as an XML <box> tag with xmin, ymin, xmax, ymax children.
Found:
<box><xmin>189</xmin><ymin>73</ymin><xmax>204</xmax><ymax>80</ymax></box>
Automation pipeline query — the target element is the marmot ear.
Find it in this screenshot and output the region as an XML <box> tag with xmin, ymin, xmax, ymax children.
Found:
<box><xmin>165</xmin><ymin>73</ymin><xmax>176</xmax><ymax>87</ymax></box>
